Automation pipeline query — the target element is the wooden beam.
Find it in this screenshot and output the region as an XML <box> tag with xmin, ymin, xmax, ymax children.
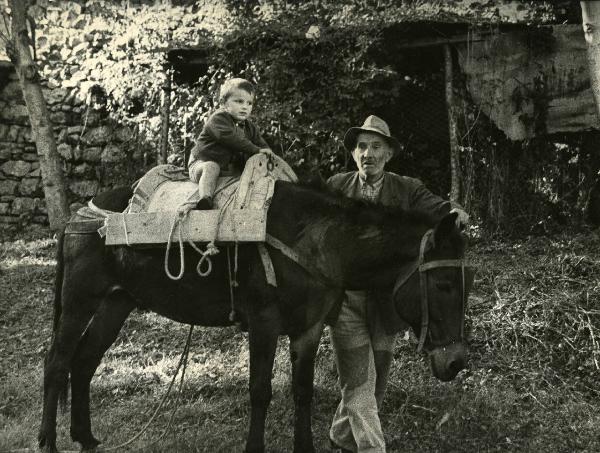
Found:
<box><xmin>105</xmin><ymin>209</ymin><xmax>267</xmax><ymax>245</ymax></box>
<box><xmin>394</xmin><ymin>32</ymin><xmax>488</xmax><ymax>49</ymax></box>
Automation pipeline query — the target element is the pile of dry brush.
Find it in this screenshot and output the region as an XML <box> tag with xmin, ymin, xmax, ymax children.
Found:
<box><xmin>468</xmin><ymin>229</ymin><xmax>600</xmax><ymax>393</ymax></box>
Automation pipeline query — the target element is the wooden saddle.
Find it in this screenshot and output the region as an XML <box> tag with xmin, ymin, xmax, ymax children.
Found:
<box><xmin>104</xmin><ymin>154</ymin><xmax>297</xmax><ymax>246</ymax></box>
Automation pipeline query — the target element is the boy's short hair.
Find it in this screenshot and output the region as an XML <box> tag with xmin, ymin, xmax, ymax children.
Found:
<box><xmin>219</xmin><ymin>78</ymin><xmax>256</xmax><ymax>103</ymax></box>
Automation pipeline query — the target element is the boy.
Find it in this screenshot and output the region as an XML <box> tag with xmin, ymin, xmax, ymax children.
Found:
<box><xmin>185</xmin><ymin>78</ymin><xmax>273</xmax><ymax>211</ymax></box>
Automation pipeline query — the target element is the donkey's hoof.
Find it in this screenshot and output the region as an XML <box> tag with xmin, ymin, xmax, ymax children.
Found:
<box><xmin>38</xmin><ymin>435</ymin><xmax>59</xmax><ymax>453</ymax></box>
<box><xmin>40</xmin><ymin>446</ymin><xmax>59</xmax><ymax>453</ymax></box>
<box><xmin>80</xmin><ymin>443</ymin><xmax>102</xmax><ymax>453</ymax></box>
<box><xmin>77</xmin><ymin>436</ymin><xmax>101</xmax><ymax>452</ymax></box>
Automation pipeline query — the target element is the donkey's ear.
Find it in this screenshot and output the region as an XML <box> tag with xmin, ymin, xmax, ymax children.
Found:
<box><xmin>434</xmin><ymin>212</ymin><xmax>458</xmax><ymax>242</ymax></box>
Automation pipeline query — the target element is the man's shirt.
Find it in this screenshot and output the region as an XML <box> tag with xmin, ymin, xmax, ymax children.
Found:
<box><xmin>358</xmin><ymin>174</ymin><xmax>384</xmax><ymax>202</ymax></box>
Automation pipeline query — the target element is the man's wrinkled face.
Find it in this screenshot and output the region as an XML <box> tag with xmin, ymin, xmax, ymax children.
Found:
<box><xmin>352</xmin><ymin>132</ymin><xmax>394</xmax><ymax>182</ymax></box>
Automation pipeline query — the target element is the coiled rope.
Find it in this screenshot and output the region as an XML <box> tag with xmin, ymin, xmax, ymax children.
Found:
<box><xmin>163</xmin><ymin>196</ymin><xmax>239</xmax><ymax>321</ymax></box>
<box><xmin>164</xmin><ymin>194</ymin><xmax>235</xmax><ymax>281</ymax></box>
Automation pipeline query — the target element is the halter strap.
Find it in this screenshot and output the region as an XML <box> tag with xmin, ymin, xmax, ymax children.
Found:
<box><xmin>392</xmin><ymin>229</ymin><xmax>470</xmax><ymax>353</ymax></box>
<box><xmin>416</xmin><ymin>229</ymin><xmax>434</xmax><ymax>352</ymax></box>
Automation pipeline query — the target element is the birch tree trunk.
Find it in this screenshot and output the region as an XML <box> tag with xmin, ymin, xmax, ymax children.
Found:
<box><xmin>158</xmin><ymin>69</ymin><xmax>171</xmax><ymax>165</ymax></box>
<box><xmin>581</xmin><ymin>1</ymin><xmax>600</xmax><ymax>119</ymax></box>
<box><xmin>7</xmin><ymin>0</ymin><xmax>70</xmax><ymax>230</ymax></box>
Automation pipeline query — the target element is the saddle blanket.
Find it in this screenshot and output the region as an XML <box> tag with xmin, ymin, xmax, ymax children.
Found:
<box><xmin>104</xmin><ymin>153</ymin><xmax>297</xmax><ymax>245</ymax></box>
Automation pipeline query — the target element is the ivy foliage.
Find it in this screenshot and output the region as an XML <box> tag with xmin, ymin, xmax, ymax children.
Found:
<box><xmin>28</xmin><ymin>0</ymin><xmax>557</xmax><ymax>178</ymax></box>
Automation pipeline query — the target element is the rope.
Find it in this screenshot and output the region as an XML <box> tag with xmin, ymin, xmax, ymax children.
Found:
<box><xmin>163</xmin><ymin>187</ymin><xmax>241</xmax><ymax>283</ymax></box>
<box><xmin>164</xmin><ymin>212</ymin><xmax>185</xmax><ymax>280</ymax></box>
<box><xmin>185</xmin><ymin>193</ymin><xmax>236</xmax><ymax>278</ymax></box>
<box><xmin>100</xmin><ymin>325</ymin><xmax>194</xmax><ymax>451</ymax></box>
<box><xmin>226</xmin><ymin>192</ymin><xmax>239</xmax><ymax>321</ymax></box>
<box><xmin>7</xmin><ymin>325</ymin><xmax>195</xmax><ymax>453</ymax></box>
<box><xmin>233</xmin><ymin>241</ymin><xmax>239</xmax><ymax>285</ymax></box>
<box><xmin>121</xmin><ymin>211</ymin><xmax>131</xmax><ymax>247</ymax></box>
<box><xmin>164</xmin><ymin>196</ymin><xmax>227</xmax><ymax>280</ymax></box>
<box><xmin>131</xmin><ymin>326</ymin><xmax>194</xmax><ymax>452</ymax></box>
<box><xmin>24</xmin><ymin>326</ymin><xmax>195</xmax><ymax>453</ymax></box>
<box><xmin>196</xmin><ymin>242</ymin><xmax>219</xmax><ymax>276</ymax></box>
<box><xmin>226</xmin><ymin>244</ymin><xmax>240</xmax><ymax>322</ymax></box>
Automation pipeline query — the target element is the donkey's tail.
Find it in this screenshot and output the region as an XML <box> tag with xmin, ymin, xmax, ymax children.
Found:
<box><xmin>52</xmin><ymin>229</ymin><xmax>70</xmax><ymax>411</ymax></box>
<box><xmin>52</xmin><ymin>230</ymin><xmax>65</xmax><ymax>335</ymax></box>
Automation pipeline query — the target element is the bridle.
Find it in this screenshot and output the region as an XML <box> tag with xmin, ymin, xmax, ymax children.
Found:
<box><xmin>392</xmin><ymin>229</ymin><xmax>472</xmax><ymax>353</ymax></box>
<box><xmin>264</xmin><ymin>226</ymin><xmax>471</xmax><ymax>354</ymax></box>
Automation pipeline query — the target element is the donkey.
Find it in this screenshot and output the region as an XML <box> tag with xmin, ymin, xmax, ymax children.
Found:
<box><xmin>39</xmin><ymin>180</ymin><xmax>473</xmax><ymax>453</ymax></box>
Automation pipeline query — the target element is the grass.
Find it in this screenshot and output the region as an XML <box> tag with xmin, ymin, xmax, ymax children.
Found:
<box><xmin>1</xmin><ymin>228</ymin><xmax>600</xmax><ymax>452</ymax></box>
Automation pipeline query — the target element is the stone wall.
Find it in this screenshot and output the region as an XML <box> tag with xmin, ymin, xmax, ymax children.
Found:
<box><xmin>0</xmin><ymin>66</ymin><xmax>150</xmax><ymax>230</ymax></box>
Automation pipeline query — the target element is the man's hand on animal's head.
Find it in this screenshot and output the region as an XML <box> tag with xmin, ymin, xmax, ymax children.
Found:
<box><xmin>450</xmin><ymin>207</ymin><xmax>470</xmax><ymax>229</ymax></box>
<box><xmin>352</xmin><ymin>132</ymin><xmax>394</xmax><ymax>184</ymax></box>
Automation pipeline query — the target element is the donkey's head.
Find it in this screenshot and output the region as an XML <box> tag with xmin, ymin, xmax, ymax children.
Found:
<box><xmin>393</xmin><ymin>212</ymin><xmax>475</xmax><ymax>381</ymax></box>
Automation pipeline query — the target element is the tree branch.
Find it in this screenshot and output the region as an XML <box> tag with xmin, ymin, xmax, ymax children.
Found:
<box><xmin>0</xmin><ymin>11</ymin><xmax>11</xmax><ymax>45</ymax></box>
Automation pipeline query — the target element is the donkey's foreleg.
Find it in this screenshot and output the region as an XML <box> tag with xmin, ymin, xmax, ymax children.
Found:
<box><xmin>38</xmin><ymin>305</ymin><xmax>98</xmax><ymax>452</ymax></box>
<box><xmin>245</xmin><ymin>306</ymin><xmax>281</xmax><ymax>453</ymax></box>
<box><xmin>289</xmin><ymin>321</ymin><xmax>324</xmax><ymax>453</ymax></box>
<box><xmin>69</xmin><ymin>293</ymin><xmax>134</xmax><ymax>450</ymax></box>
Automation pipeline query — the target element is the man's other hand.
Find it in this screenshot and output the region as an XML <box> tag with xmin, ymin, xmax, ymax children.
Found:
<box><xmin>450</xmin><ymin>208</ymin><xmax>470</xmax><ymax>229</ymax></box>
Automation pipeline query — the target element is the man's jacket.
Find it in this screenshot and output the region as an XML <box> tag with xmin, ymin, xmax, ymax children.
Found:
<box><xmin>326</xmin><ymin>171</ymin><xmax>452</xmax><ymax>335</ymax></box>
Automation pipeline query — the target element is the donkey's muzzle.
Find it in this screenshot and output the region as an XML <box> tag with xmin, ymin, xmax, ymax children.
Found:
<box><xmin>429</xmin><ymin>342</ymin><xmax>468</xmax><ymax>382</ymax></box>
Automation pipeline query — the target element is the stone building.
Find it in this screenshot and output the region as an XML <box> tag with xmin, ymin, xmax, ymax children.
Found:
<box><xmin>0</xmin><ymin>59</ymin><xmax>147</xmax><ymax>230</ymax></box>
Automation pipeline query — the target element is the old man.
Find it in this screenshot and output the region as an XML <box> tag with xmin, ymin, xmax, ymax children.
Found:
<box><xmin>327</xmin><ymin>115</ymin><xmax>468</xmax><ymax>453</ymax></box>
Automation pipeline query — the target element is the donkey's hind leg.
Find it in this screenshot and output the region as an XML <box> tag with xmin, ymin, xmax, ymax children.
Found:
<box><xmin>245</xmin><ymin>304</ymin><xmax>282</xmax><ymax>453</ymax></box>
<box><xmin>38</xmin><ymin>301</ymin><xmax>99</xmax><ymax>453</ymax></box>
<box><xmin>289</xmin><ymin>320</ymin><xmax>325</xmax><ymax>453</ymax></box>
<box><xmin>69</xmin><ymin>292</ymin><xmax>135</xmax><ymax>450</ymax></box>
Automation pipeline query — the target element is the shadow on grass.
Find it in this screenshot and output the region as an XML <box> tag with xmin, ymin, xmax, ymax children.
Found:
<box><xmin>4</xmin><ymin>233</ymin><xmax>600</xmax><ymax>452</ymax></box>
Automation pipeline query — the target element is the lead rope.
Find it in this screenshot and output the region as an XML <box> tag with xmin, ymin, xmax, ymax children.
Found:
<box><xmin>101</xmin><ymin>325</ymin><xmax>194</xmax><ymax>452</ymax></box>
<box><xmin>226</xmin><ymin>191</ymin><xmax>239</xmax><ymax>322</ymax></box>
<box><xmin>133</xmin><ymin>326</ymin><xmax>193</xmax><ymax>452</ymax></box>
<box><xmin>226</xmin><ymin>243</ymin><xmax>240</xmax><ymax>322</ymax></box>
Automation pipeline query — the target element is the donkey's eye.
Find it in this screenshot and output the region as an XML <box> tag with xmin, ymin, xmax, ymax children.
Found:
<box><xmin>436</xmin><ymin>282</ymin><xmax>452</xmax><ymax>292</ymax></box>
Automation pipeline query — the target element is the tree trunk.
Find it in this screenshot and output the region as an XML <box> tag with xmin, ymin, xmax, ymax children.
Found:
<box><xmin>8</xmin><ymin>0</ymin><xmax>70</xmax><ymax>230</ymax></box>
<box><xmin>444</xmin><ymin>44</ymin><xmax>461</xmax><ymax>203</ymax></box>
<box><xmin>581</xmin><ymin>1</ymin><xmax>600</xmax><ymax>119</ymax></box>
<box><xmin>158</xmin><ymin>69</ymin><xmax>171</xmax><ymax>165</ymax></box>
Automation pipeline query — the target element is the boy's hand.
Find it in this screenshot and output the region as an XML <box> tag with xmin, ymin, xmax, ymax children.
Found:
<box><xmin>259</xmin><ymin>148</ymin><xmax>274</xmax><ymax>156</ymax></box>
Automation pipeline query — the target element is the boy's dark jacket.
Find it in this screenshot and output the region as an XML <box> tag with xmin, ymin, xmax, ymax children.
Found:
<box><xmin>188</xmin><ymin>110</ymin><xmax>269</xmax><ymax>169</ymax></box>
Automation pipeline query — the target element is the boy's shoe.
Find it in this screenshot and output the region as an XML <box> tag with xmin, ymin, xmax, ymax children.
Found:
<box><xmin>195</xmin><ymin>197</ymin><xmax>213</xmax><ymax>210</ymax></box>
